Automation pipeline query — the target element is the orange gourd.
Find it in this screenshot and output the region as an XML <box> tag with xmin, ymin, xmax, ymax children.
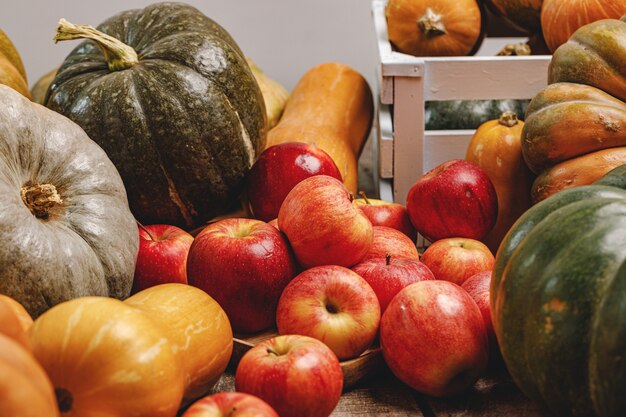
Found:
<box><xmin>386</xmin><ymin>0</ymin><xmax>485</xmax><ymax>56</ymax></box>
<box><xmin>0</xmin><ymin>295</ymin><xmax>32</xmax><ymax>350</ymax></box>
<box><xmin>29</xmin><ymin>284</ymin><xmax>233</xmax><ymax>416</ymax></box>
<box><xmin>0</xmin><ymin>28</ymin><xmax>30</xmax><ymax>98</ymax></box>
<box><xmin>541</xmin><ymin>0</ymin><xmax>626</xmax><ymax>52</ymax></box>
<box><xmin>466</xmin><ymin>112</ymin><xmax>534</xmax><ymax>253</ymax></box>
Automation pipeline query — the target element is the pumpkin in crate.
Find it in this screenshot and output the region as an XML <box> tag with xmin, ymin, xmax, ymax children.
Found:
<box><xmin>0</xmin><ymin>28</ymin><xmax>30</xmax><ymax>98</ymax></box>
<box><xmin>466</xmin><ymin>111</ymin><xmax>534</xmax><ymax>253</ymax></box>
<box><xmin>0</xmin><ymin>85</ymin><xmax>138</xmax><ymax>318</ymax></box>
<box><xmin>484</xmin><ymin>0</ymin><xmax>543</xmax><ymax>33</ymax></box>
<box><xmin>541</xmin><ymin>0</ymin><xmax>626</xmax><ymax>52</ymax></box>
<box><xmin>46</xmin><ymin>2</ymin><xmax>267</xmax><ymax>230</ymax></box>
<box><xmin>425</xmin><ymin>99</ymin><xmax>529</xmax><ymax>130</ymax></box>
<box><xmin>385</xmin><ymin>0</ymin><xmax>485</xmax><ymax>56</ymax></box>
<box><xmin>491</xmin><ymin>168</ymin><xmax>626</xmax><ymax>417</ymax></box>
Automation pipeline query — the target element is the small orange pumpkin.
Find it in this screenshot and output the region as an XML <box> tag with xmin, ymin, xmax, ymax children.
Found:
<box><xmin>0</xmin><ymin>295</ymin><xmax>32</xmax><ymax>350</ymax></box>
<box><xmin>0</xmin><ymin>28</ymin><xmax>30</xmax><ymax>98</ymax></box>
<box><xmin>386</xmin><ymin>0</ymin><xmax>485</xmax><ymax>56</ymax></box>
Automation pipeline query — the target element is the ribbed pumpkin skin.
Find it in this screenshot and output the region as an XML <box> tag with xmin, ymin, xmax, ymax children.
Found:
<box><xmin>541</xmin><ymin>0</ymin><xmax>626</xmax><ymax>53</ymax></box>
<box><xmin>0</xmin><ymin>85</ymin><xmax>138</xmax><ymax>318</ymax></box>
<box><xmin>46</xmin><ymin>2</ymin><xmax>266</xmax><ymax>230</ymax></box>
<box><xmin>521</xmin><ymin>82</ymin><xmax>626</xmax><ymax>174</ymax></box>
<box><xmin>486</xmin><ymin>0</ymin><xmax>543</xmax><ymax>33</ymax></box>
<box><xmin>491</xmin><ymin>181</ymin><xmax>626</xmax><ymax>417</ymax></box>
<box><xmin>0</xmin><ymin>28</ymin><xmax>30</xmax><ymax>98</ymax></box>
<box><xmin>548</xmin><ymin>16</ymin><xmax>626</xmax><ymax>101</ymax></box>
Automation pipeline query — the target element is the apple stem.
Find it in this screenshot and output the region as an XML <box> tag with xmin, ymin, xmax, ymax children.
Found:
<box><xmin>136</xmin><ymin>221</ymin><xmax>156</xmax><ymax>241</ymax></box>
<box><xmin>226</xmin><ymin>407</ymin><xmax>237</xmax><ymax>417</ymax></box>
<box><xmin>386</xmin><ymin>253</ymin><xmax>391</xmax><ymax>265</ymax></box>
<box><xmin>266</xmin><ymin>347</ymin><xmax>280</xmax><ymax>356</ymax></box>
<box><xmin>359</xmin><ymin>191</ymin><xmax>371</xmax><ymax>205</ymax></box>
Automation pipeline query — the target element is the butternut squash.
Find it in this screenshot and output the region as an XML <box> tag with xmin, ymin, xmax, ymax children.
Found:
<box><xmin>266</xmin><ymin>63</ymin><xmax>374</xmax><ymax>194</ymax></box>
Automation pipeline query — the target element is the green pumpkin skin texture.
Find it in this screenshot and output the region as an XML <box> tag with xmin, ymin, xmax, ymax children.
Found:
<box><xmin>0</xmin><ymin>85</ymin><xmax>138</xmax><ymax>318</ymax></box>
<box><xmin>46</xmin><ymin>2</ymin><xmax>267</xmax><ymax>229</ymax></box>
<box><xmin>491</xmin><ymin>182</ymin><xmax>626</xmax><ymax>417</ymax></box>
<box><xmin>548</xmin><ymin>17</ymin><xmax>626</xmax><ymax>102</ymax></box>
<box><xmin>594</xmin><ymin>164</ymin><xmax>626</xmax><ymax>190</ymax></box>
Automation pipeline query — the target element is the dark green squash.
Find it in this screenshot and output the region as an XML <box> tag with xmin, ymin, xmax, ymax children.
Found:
<box><xmin>425</xmin><ymin>99</ymin><xmax>529</xmax><ymax>130</ymax></box>
<box><xmin>594</xmin><ymin>164</ymin><xmax>626</xmax><ymax>189</ymax></box>
<box><xmin>0</xmin><ymin>85</ymin><xmax>138</xmax><ymax>318</ymax></box>
<box><xmin>491</xmin><ymin>170</ymin><xmax>626</xmax><ymax>416</ymax></box>
<box><xmin>46</xmin><ymin>2</ymin><xmax>267</xmax><ymax>229</ymax></box>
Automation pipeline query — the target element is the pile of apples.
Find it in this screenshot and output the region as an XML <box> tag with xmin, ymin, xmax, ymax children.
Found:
<box><xmin>135</xmin><ymin>142</ymin><xmax>500</xmax><ymax>417</ymax></box>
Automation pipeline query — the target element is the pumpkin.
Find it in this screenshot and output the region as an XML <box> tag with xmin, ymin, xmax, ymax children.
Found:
<box><xmin>0</xmin><ymin>294</ymin><xmax>33</xmax><ymax>333</ymax></box>
<box><xmin>0</xmin><ymin>28</ymin><xmax>30</xmax><ymax>98</ymax></box>
<box><xmin>541</xmin><ymin>0</ymin><xmax>626</xmax><ymax>52</ymax></box>
<box><xmin>595</xmin><ymin>164</ymin><xmax>626</xmax><ymax>189</ymax></box>
<box><xmin>491</xmin><ymin>171</ymin><xmax>626</xmax><ymax>416</ymax></box>
<box><xmin>0</xmin><ymin>85</ymin><xmax>138</xmax><ymax>318</ymax></box>
<box><xmin>521</xmin><ymin>82</ymin><xmax>626</xmax><ymax>174</ymax></box>
<box><xmin>265</xmin><ymin>62</ymin><xmax>373</xmax><ymax>194</ymax></box>
<box><xmin>548</xmin><ymin>16</ymin><xmax>626</xmax><ymax>101</ymax></box>
<box><xmin>46</xmin><ymin>3</ymin><xmax>267</xmax><ymax>230</ymax></box>
<box><xmin>246</xmin><ymin>57</ymin><xmax>289</xmax><ymax>129</ymax></box>
<box><xmin>0</xmin><ymin>333</ymin><xmax>59</xmax><ymax>417</ymax></box>
<box><xmin>385</xmin><ymin>0</ymin><xmax>485</xmax><ymax>56</ymax></box>
<box><xmin>0</xmin><ymin>295</ymin><xmax>32</xmax><ymax>350</ymax></box>
<box><xmin>484</xmin><ymin>0</ymin><xmax>543</xmax><ymax>33</ymax></box>
<box><xmin>465</xmin><ymin>112</ymin><xmax>534</xmax><ymax>253</ymax></box>
<box><xmin>30</xmin><ymin>283</ymin><xmax>233</xmax><ymax>416</ymax></box>
<box><xmin>425</xmin><ymin>99</ymin><xmax>529</xmax><ymax>130</ymax></box>
<box><xmin>30</xmin><ymin>67</ymin><xmax>58</xmax><ymax>105</ymax></box>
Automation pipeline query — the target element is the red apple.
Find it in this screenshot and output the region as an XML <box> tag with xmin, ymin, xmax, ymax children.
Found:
<box><xmin>235</xmin><ymin>335</ymin><xmax>343</xmax><ymax>417</ymax></box>
<box><xmin>406</xmin><ymin>159</ymin><xmax>498</xmax><ymax>242</ymax></box>
<box><xmin>268</xmin><ymin>218</ymin><xmax>279</xmax><ymax>230</ymax></box>
<box><xmin>186</xmin><ymin>218</ymin><xmax>297</xmax><ymax>333</ymax></box>
<box><xmin>353</xmin><ymin>193</ymin><xmax>416</xmax><ymax>241</ymax></box>
<box><xmin>278</xmin><ymin>175</ymin><xmax>373</xmax><ymax>268</ymax></box>
<box><xmin>420</xmin><ymin>237</ymin><xmax>494</xmax><ymax>286</ymax></box>
<box><xmin>352</xmin><ymin>255</ymin><xmax>435</xmax><ymax>313</ymax></box>
<box><xmin>461</xmin><ymin>270</ymin><xmax>496</xmax><ymax>349</ymax></box>
<box><xmin>246</xmin><ymin>142</ymin><xmax>342</xmax><ymax>222</ymax></box>
<box><xmin>380</xmin><ymin>280</ymin><xmax>488</xmax><ymax>397</ymax></box>
<box><xmin>182</xmin><ymin>392</ymin><xmax>278</xmax><ymax>417</ymax></box>
<box><xmin>276</xmin><ymin>265</ymin><xmax>380</xmax><ymax>360</ymax></box>
<box><xmin>363</xmin><ymin>226</ymin><xmax>419</xmax><ymax>261</ymax></box>
<box><xmin>132</xmin><ymin>224</ymin><xmax>194</xmax><ymax>293</ymax></box>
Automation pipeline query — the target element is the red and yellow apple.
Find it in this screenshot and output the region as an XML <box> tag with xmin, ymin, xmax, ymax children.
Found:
<box><xmin>276</xmin><ymin>265</ymin><xmax>380</xmax><ymax>360</ymax></box>
<box><xmin>132</xmin><ymin>224</ymin><xmax>194</xmax><ymax>293</ymax></box>
<box><xmin>246</xmin><ymin>142</ymin><xmax>342</xmax><ymax>222</ymax></box>
<box><xmin>406</xmin><ymin>160</ymin><xmax>498</xmax><ymax>242</ymax></box>
<box><xmin>278</xmin><ymin>175</ymin><xmax>373</xmax><ymax>268</ymax></box>
<box><xmin>352</xmin><ymin>255</ymin><xmax>435</xmax><ymax>313</ymax></box>
<box><xmin>186</xmin><ymin>218</ymin><xmax>297</xmax><ymax>333</ymax></box>
<box><xmin>235</xmin><ymin>335</ymin><xmax>343</xmax><ymax>417</ymax></box>
<box><xmin>363</xmin><ymin>226</ymin><xmax>419</xmax><ymax>261</ymax></box>
<box><xmin>353</xmin><ymin>193</ymin><xmax>416</xmax><ymax>241</ymax></box>
<box><xmin>420</xmin><ymin>237</ymin><xmax>494</xmax><ymax>286</ymax></box>
<box><xmin>182</xmin><ymin>392</ymin><xmax>278</xmax><ymax>417</ymax></box>
<box><xmin>380</xmin><ymin>280</ymin><xmax>488</xmax><ymax>397</ymax></box>
<box><xmin>461</xmin><ymin>270</ymin><xmax>496</xmax><ymax>351</ymax></box>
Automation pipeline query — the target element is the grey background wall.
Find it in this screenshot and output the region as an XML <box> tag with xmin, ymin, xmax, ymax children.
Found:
<box><xmin>0</xmin><ymin>0</ymin><xmax>380</xmax><ymax>93</ymax></box>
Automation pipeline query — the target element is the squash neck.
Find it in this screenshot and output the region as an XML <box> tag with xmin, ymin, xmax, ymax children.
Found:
<box><xmin>54</xmin><ymin>18</ymin><xmax>138</xmax><ymax>71</ymax></box>
<box><xmin>418</xmin><ymin>8</ymin><xmax>447</xmax><ymax>38</ymax></box>
<box><xmin>498</xmin><ymin>111</ymin><xmax>519</xmax><ymax>127</ymax></box>
<box><xmin>21</xmin><ymin>183</ymin><xmax>62</xmax><ymax>219</ymax></box>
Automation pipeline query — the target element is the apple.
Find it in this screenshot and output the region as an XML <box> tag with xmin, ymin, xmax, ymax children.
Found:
<box><xmin>235</xmin><ymin>334</ymin><xmax>343</xmax><ymax>417</ymax></box>
<box><xmin>246</xmin><ymin>142</ymin><xmax>342</xmax><ymax>222</ymax></box>
<box><xmin>186</xmin><ymin>218</ymin><xmax>297</xmax><ymax>333</ymax></box>
<box><xmin>353</xmin><ymin>192</ymin><xmax>416</xmax><ymax>241</ymax></box>
<box><xmin>276</xmin><ymin>265</ymin><xmax>380</xmax><ymax>360</ymax></box>
<box><xmin>380</xmin><ymin>280</ymin><xmax>488</xmax><ymax>397</ymax></box>
<box><xmin>132</xmin><ymin>224</ymin><xmax>194</xmax><ymax>293</ymax></box>
<box><xmin>420</xmin><ymin>237</ymin><xmax>494</xmax><ymax>286</ymax></box>
<box><xmin>352</xmin><ymin>254</ymin><xmax>435</xmax><ymax>313</ymax></box>
<box><xmin>278</xmin><ymin>175</ymin><xmax>373</xmax><ymax>268</ymax></box>
<box><xmin>182</xmin><ymin>392</ymin><xmax>278</xmax><ymax>417</ymax></box>
<box><xmin>406</xmin><ymin>159</ymin><xmax>498</xmax><ymax>242</ymax></box>
<box><xmin>461</xmin><ymin>270</ymin><xmax>496</xmax><ymax>350</ymax></box>
<box><xmin>268</xmin><ymin>218</ymin><xmax>279</xmax><ymax>230</ymax></box>
<box><xmin>363</xmin><ymin>226</ymin><xmax>419</xmax><ymax>261</ymax></box>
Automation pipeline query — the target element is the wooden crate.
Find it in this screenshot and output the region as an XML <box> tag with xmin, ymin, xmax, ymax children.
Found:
<box><xmin>372</xmin><ymin>0</ymin><xmax>551</xmax><ymax>207</ymax></box>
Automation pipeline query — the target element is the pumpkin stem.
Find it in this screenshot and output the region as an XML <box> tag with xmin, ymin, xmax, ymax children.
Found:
<box><xmin>21</xmin><ymin>183</ymin><xmax>62</xmax><ymax>219</ymax></box>
<box><xmin>418</xmin><ymin>8</ymin><xmax>447</xmax><ymax>37</ymax></box>
<box><xmin>54</xmin><ymin>18</ymin><xmax>138</xmax><ymax>71</ymax></box>
<box><xmin>498</xmin><ymin>111</ymin><xmax>519</xmax><ymax>127</ymax></box>
<box><xmin>359</xmin><ymin>191</ymin><xmax>371</xmax><ymax>205</ymax></box>
<box><xmin>497</xmin><ymin>43</ymin><xmax>531</xmax><ymax>56</ymax></box>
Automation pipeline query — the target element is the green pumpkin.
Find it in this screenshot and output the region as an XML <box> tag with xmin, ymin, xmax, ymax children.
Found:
<box><xmin>424</xmin><ymin>99</ymin><xmax>529</xmax><ymax>130</ymax></box>
<box><xmin>46</xmin><ymin>2</ymin><xmax>267</xmax><ymax>229</ymax></box>
<box><xmin>491</xmin><ymin>169</ymin><xmax>626</xmax><ymax>417</ymax></box>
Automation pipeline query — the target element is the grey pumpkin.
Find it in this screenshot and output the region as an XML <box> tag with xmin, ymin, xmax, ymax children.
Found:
<box><xmin>46</xmin><ymin>2</ymin><xmax>267</xmax><ymax>230</ymax></box>
<box><xmin>0</xmin><ymin>85</ymin><xmax>138</xmax><ymax>318</ymax></box>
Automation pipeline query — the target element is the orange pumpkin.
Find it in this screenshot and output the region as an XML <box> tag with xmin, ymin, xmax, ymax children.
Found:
<box><xmin>0</xmin><ymin>295</ymin><xmax>32</xmax><ymax>350</ymax></box>
<box><xmin>466</xmin><ymin>112</ymin><xmax>534</xmax><ymax>253</ymax></box>
<box><xmin>386</xmin><ymin>0</ymin><xmax>485</xmax><ymax>56</ymax></box>
<box><xmin>541</xmin><ymin>0</ymin><xmax>626</xmax><ymax>52</ymax></box>
<box><xmin>0</xmin><ymin>333</ymin><xmax>59</xmax><ymax>417</ymax></box>
<box><xmin>0</xmin><ymin>28</ymin><xmax>30</xmax><ymax>98</ymax></box>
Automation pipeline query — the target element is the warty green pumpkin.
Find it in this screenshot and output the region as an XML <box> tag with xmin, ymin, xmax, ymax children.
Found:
<box><xmin>46</xmin><ymin>2</ymin><xmax>267</xmax><ymax>230</ymax></box>
<box><xmin>0</xmin><ymin>84</ymin><xmax>138</xmax><ymax>318</ymax></box>
<box><xmin>491</xmin><ymin>167</ymin><xmax>626</xmax><ymax>417</ymax></box>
